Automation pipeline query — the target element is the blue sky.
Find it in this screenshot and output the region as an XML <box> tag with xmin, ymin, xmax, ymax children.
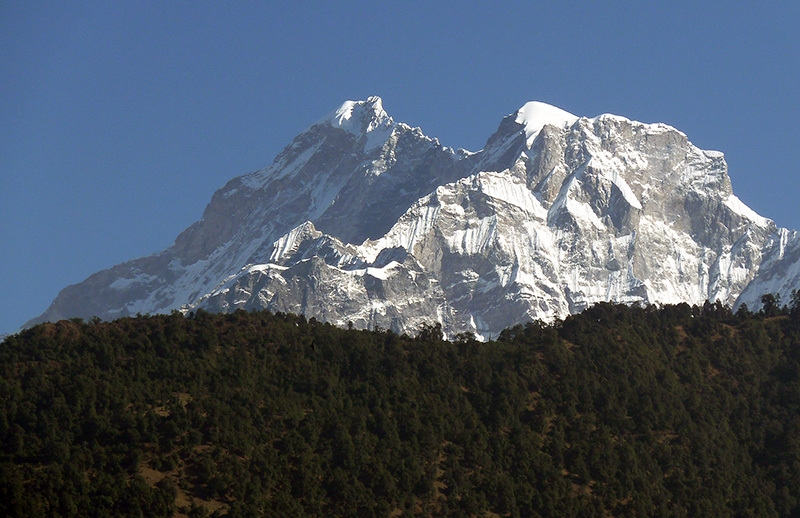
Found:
<box><xmin>2</xmin><ymin>2</ymin><xmax>799</xmax><ymax>335</ymax></box>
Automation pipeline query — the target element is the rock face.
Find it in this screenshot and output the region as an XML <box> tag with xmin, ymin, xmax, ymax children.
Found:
<box><xmin>28</xmin><ymin>97</ymin><xmax>798</xmax><ymax>338</ymax></box>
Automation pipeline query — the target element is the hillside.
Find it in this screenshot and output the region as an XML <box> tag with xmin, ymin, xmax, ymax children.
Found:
<box><xmin>2</xmin><ymin>301</ymin><xmax>800</xmax><ymax>516</ymax></box>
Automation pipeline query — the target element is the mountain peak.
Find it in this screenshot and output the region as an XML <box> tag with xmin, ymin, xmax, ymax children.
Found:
<box><xmin>326</xmin><ymin>96</ymin><xmax>392</xmax><ymax>135</ymax></box>
<box><xmin>24</xmin><ymin>97</ymin><xmax>794</xmax><ymax>338</ymax></box>
<box><xmin>515</xmin><ymin>101</ymin><xmax>579</xmax><ymax>147</ymax></box>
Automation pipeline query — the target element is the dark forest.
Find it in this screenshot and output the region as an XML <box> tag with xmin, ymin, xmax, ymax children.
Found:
<box><xmin>2</xmin><ymin>298</ymin><xmax>799</xmax><ymax>516</ymax></box>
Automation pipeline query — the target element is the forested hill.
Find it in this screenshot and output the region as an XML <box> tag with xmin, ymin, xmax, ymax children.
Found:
<box><xmin>2</xmin><ymin>301</ymin><xmax>800</xmax><ymax>517</ymax></box>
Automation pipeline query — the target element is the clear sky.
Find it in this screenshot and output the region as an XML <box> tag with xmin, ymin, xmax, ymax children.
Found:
<box><xmin>2</xmin><ymin>2</ymin><xmax>799</xmax><ymax>336</ymax></box>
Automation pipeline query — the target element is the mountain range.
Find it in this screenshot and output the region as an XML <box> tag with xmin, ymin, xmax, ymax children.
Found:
<box><xmin>25</xmin><ymin>97</ymin><xmax>800</xmax><ymax>338</ymax></box>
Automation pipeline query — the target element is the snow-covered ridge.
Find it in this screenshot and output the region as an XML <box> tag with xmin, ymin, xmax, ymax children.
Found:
<box><xmin>269</xmin><ymin>221</ymin><xmax>321</xmax><ymax>262</ymax></box>
<box><xmin>515</xmin><ymin>101</ymin><xmax>579</xmax><ymax>147</ymax></box>
<box><xmin>724</xmin><ymin>194</ymin><xmax>772</xmax><ymax>228</ymax></box>
<box><xmin>512</xmin><ymin>101</ymin><xmax>693</xmax><ymax>151</ymax></box>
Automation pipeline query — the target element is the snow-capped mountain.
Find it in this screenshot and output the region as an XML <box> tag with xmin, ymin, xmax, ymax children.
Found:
<box><xmin>26</xmin><ymin>97</ymin><xmax>798</xmax><ymax>338</ymax></box>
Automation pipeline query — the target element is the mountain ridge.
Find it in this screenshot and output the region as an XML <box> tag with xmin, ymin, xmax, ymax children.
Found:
<box><xmin>24</xmin><ymin>97</ymin><xmax>800</xmax><ymax>338</ymax></box>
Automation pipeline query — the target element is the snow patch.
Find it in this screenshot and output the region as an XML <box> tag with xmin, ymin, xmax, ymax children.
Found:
<box><xmin>476</xmin><ymin>171</ymin><xmax>548</xmax><ymax>220</ymax></box>
<box><xmin>110</xmin><ymin>273</ymin><xmax>157</xmax><ymax>290</ymax></box>
<box><xmin>588</xmin><ymin>157</ymin><xmax>642</xmax><ymax>210</ymax></box>
<box><xmin>447</xmin><ymin>215</ymin><xmax>498</xmax><ymax>255</ymax></box>
<box><xmin>345</xmin><ymin>261</ymin><xmax>402</xmax><ymax>281</ymax></box>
